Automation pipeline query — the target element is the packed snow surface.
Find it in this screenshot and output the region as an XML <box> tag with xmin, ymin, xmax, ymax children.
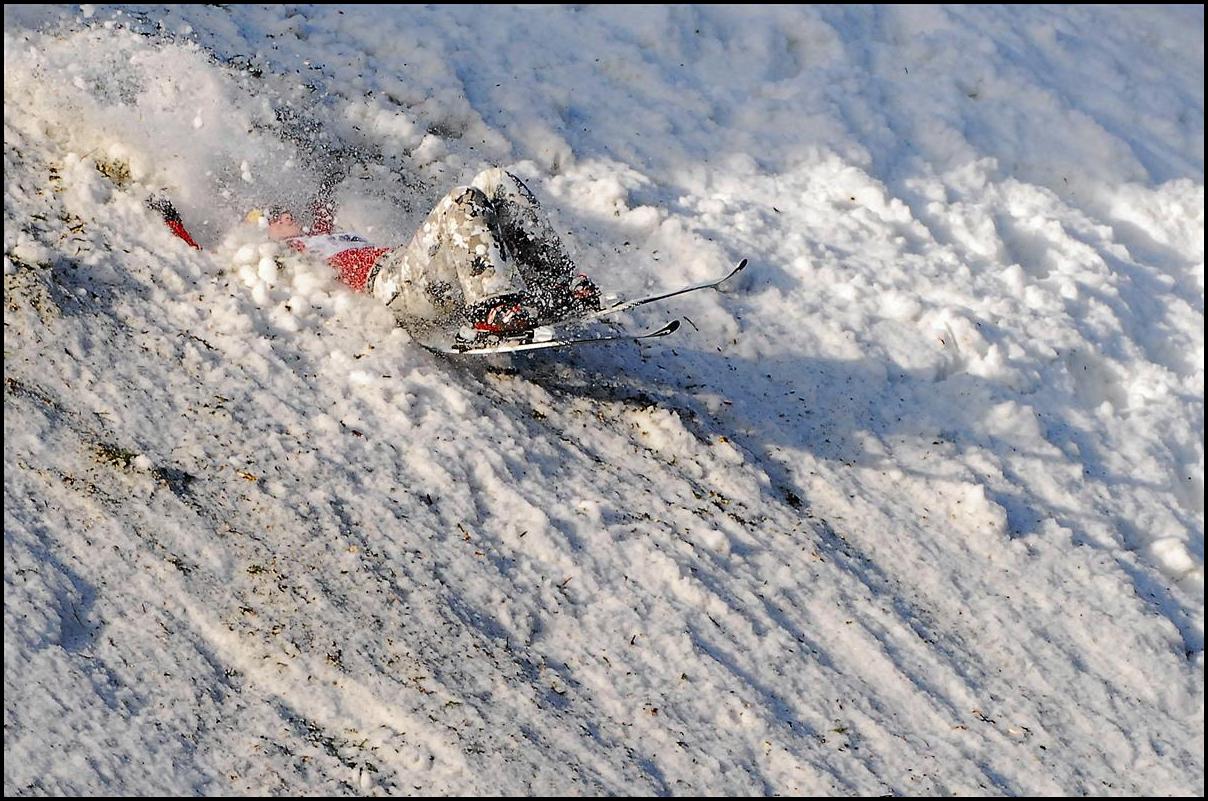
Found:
<box><xmin>4</xmin><ymin>4</ymin><xmax>1203</xmax><ymax>795</ymax></box>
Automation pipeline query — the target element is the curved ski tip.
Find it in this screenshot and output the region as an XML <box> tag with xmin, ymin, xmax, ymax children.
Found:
<box><xmin>651</xmin><ymin>319</ymin><xmax>681</xmax><ymax>337</ymax></box>
<box><xmin>736</xmin><ymin>258</ymin><xmax>748</xmax><ymax>271</ymax></box>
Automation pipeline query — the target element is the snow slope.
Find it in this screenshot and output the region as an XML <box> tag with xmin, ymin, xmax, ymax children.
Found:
<box><xmin>4</xmin><ymin>4</ymin><xmax>1203</xmax><ymax>795</ymax></box>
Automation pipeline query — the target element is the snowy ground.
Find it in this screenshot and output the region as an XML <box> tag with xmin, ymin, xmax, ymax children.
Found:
<box><xmin>4</xmin><ymin>4</ymin><xmax>1203</xmax><ymax>796</ymax></box>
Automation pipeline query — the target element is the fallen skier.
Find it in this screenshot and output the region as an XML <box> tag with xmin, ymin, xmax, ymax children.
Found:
<box><xmin>155</xmin><ymin>167</ymin><xmax>602</xmax><ymax>347</ymax></box>
<box><xmin>152</xmin><ymin>167</ymin><xmax>745</xmax><ymax>353</ymax></box>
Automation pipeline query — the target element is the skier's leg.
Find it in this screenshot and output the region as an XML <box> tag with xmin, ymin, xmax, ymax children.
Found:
<box><xmin>368</xmin><ymin>185</ymin><xmax>526</xmax><ymax>332</ymax></box>
<box><xmin>471</xmin><ymin>168</ymin><xmax>600</xmax><ymax>319</ymax></box>
<box><xmin>471</xmin><ymin>168</ymin><xmax>577</xmax><ymax>293</ymax></box>
<box><xmin>438</xmin><ymin>185</ymin><xmax>527</xmax><ymax>304</ymax></box>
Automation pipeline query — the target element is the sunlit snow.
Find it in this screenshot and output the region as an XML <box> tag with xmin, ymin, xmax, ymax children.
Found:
<box><xmin>4</xmin><ymin>5</ymin><xmax>1203</xmax><ymax>795</ymax></box>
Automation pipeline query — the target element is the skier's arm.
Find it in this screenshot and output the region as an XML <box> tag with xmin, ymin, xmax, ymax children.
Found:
<box><xmin>328</xmin><ymin>246</ymin><xmax>391</xmax><ymax>292</ymax></box>
<box><xmin>144</xmin><ymin>192</ymin><xmax>387</xmax><ymax>293</ymax></box>
<box><xmin>146</xmin><ymin>196</ymin><xmax>201</xmax><ymax>249</ymax></box>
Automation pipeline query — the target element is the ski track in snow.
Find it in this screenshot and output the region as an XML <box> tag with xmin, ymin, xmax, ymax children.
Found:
<box><xmin>3</xmin><ymin>4</ymin><xmax>1203</xmax><ymax>796</ymax></box>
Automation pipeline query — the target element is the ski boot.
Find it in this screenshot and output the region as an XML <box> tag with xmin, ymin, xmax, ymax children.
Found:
<box><xmin>455</xmin><ymin>293</ymin><xmax>538</xmax><ymax>350</ymax></box>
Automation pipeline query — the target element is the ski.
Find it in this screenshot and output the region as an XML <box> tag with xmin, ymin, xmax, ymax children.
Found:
<box><xmin>425</xmin><ymin>319</ymin><xmax>682</xmax><ymax>356</ymax></box>
<box><xmin>418</xmin><ymin>258</ymin><xmax>746</xmax><ymax>356</ymax></box>
<box><xmin>564</xmin><ymin>258</ymin><xmax>748</xmax><ymax>326</ymax></box>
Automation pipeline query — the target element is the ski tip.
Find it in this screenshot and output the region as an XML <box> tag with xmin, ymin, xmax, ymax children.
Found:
<box><xmin>653</xmin><ymin>319</ymin><xmax>681</xmax><ymax>336</ymax></box>
<box><xmin>736</xmin><ymin>258</ymin><xmax>748</xmax><ymax>271</ymax></box>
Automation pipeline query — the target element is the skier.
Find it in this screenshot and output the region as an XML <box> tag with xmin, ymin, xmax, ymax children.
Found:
<box><xmin>152</xmin><ymin>166</ymin><xmax>742</xmax><ymax>353</ymax></box>
<box><xmin>242</xmin><ymin>167</ymin><xmax>601</xmax><ymax>343</ymax></box>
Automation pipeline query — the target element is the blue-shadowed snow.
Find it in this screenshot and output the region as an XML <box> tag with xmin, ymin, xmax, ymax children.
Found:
<box><xmin>3</xmin><ymin>4</ymin><xmax>1203</xmax><ymax>795</ymax></box>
